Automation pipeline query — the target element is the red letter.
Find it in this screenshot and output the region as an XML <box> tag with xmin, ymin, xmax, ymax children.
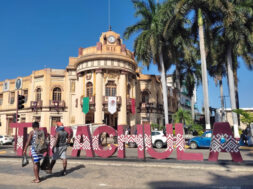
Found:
<box><xmin>71</xmin><ymin>125</ymin><xmax>94</xmax><ymax>157</ymax></box>
<box><xmin>92</xmin><ymin>125</ymin><xmax>117</xmax><ymax>158</ymax></box>
<box><xmin>10</xmin><ymin>122</ymin><xmax>32</xmax><ymax>156</ymax></box>
<box><xmin>144</xmin><ymin>124</ymin><xmax>174</xmax><ymax>159</ymax></box>
<box><xmin>175</xmin><ymin>123</ymin><xmax>203</xmax><ymax>161</ymax></box>
<box><xmin>208</xmin><ymin>122</ymin><xmax>243</xmax><ymax>162</ymax></box>
<box><xmin>117</xmin><ymin>125</ymin><xmax>145</xmax><ymax>159</ymax></box>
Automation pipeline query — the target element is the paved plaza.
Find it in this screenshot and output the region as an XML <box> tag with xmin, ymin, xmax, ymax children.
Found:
<box><xmin>0</xmin><ymin>145</ymin><xmax>253</xmax><ymax>189</ymax></box>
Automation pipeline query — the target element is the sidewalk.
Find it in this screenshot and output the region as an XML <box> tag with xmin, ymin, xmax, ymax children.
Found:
<box><xmin>1</xmin><ymin>145</ymin><xmax>253</xmax><ymax>170</ymax></box>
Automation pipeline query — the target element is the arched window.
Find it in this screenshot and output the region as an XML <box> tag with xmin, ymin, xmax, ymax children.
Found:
<box><xmin>86</xmin><ymin>82</ymin><xmax>93</xmax><ymax>97</ymax></box>
<box><xmin>105</xmin><ymin>81</ymin><xmax>116</xmax><ymax>96</ymax></box>
<box><xmin>53</xmin><ymin>87</ymin><xmax>61</xmax><ymax>101</ymax></box>
<box><xmin>36</xmin><ymin>88</ymin><xmax>41</xmax><ymax>101</ymax></box>
<box><xmin>142</xmin><ymin>91</ymin><xmax>149</xmax><ymax>103</ymax></box>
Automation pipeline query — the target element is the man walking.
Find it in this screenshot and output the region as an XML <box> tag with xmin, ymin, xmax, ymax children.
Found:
<box><xmin>48</xmin><ymin>122</ymin><xmax>71</xmax><ymax>176</ymax></box>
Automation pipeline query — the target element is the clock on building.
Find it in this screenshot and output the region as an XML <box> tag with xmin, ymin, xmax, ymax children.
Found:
<box><xmin>15</xmin><ymin>78</ymin><xmax>22</xmax><ymax>90</ymax></box>
<box><xmin>108</xmin><ymin>35</ymin><xmax>116</xmax><ymax>43</ymax></box>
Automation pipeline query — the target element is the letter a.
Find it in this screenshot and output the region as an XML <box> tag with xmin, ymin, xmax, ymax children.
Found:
<box><xmin>208</xmin><ymin>122</ymin><xmax>243</xmax><ymax>162</ymax></box>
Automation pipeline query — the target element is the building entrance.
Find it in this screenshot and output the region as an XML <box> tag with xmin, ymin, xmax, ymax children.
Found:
<box><xmin>104</xmin><ymin>113</ymin><xmax>118</xmax><ymax>128</ymax></box>
<box><xmin>86</xmin><ymin>112</ymin><xmax>94</xmax><ymax>124</ymax></box>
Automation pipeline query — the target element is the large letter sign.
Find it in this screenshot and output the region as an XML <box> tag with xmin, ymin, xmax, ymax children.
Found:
<box><xmin>208</xmin><ymin>122</ymin><xmax>243</xmax><ymax>162</ymax></box>
<box><xmin>13</xmin><ymin>122</ymin><xmax>243</xmax><ymax>163</ymax></box>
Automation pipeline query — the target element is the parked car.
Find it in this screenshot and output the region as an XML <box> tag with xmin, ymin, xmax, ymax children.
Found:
<box><xmin>188</xmin><ymin>131</ymin><xmax>212</xmax><ymax>149</ymax></box>
<box><xmin>152</xmin><ymin>131</ymin><xmax>167</xmax><ymax>149</ymax></box>
<box><xmin>128</xmin><ymin>130</ymin><xmax>167</xmax><ymax>149</ymax></box>
<box><xmin>0</xmin><ymin>135</ymin><xmax>14</xmax><ymax>145</ymax></box>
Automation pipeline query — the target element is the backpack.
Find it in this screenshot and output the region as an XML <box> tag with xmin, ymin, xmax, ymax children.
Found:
<box><xmin>34</xmin><ymin>130</ymin><xmax>48</xmax><ymax>153</ymax></box>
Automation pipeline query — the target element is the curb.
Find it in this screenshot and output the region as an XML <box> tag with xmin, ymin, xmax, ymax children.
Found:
<box><xmin>1</xmin><ymin>156</ymin><xmax>253</xmax><ymax>173</ymax></box>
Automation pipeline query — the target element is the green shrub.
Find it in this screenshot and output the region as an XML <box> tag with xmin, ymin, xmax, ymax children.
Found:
<box><xmin>188</xmin><ymin>123</ymin><xmax>205</xmax><ymax>136</ymax></box>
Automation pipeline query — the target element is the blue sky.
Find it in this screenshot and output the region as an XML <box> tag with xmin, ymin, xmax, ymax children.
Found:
<box><xmin>0</xmin><ymin>0</ymin><xmax>252</xmax><ymax>111</ymax></box>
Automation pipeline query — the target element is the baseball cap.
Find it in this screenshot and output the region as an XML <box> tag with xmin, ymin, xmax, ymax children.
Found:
<box><xmin>56</xmin><ymin>122</ymin><xmax>63</xmax><ymax>126</ymax></box>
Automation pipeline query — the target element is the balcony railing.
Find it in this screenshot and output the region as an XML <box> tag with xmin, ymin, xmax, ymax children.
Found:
<box><xmin>49</xmin><ymin>100</ymin><xmax>65</xmax><ymax>112</ymax></box>
<box><xmin>138</xmin><ymin>102</ymin><xmax>155</xmax><ymax>113</ymax></box>
<box><xmin>30</xmin><ymin>100</ymin><xmax>43</xmax><ymax>112</ymax></box>
<box><xmin>102</xmin><ymin>96</ymin><xmax>121</xmax><ymax>111</ymax></box>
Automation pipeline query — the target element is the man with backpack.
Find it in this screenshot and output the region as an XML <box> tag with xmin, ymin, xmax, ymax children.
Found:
<box><xmin>48</xmin><ymin>122</ymin><xmax>71</xmax><ymax>176</ymax></box>
<box><xmin>23</xmin><ymin>121</ymin><xmax>48</xmax><ymax>183</ymax></box>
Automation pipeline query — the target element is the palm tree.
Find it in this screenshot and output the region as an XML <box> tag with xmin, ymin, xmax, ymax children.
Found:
<box><xmin>173</xmin><ymin>0</ymin><xmax>223</xmax><ymax>130</ymax></box>
<box><xmin>219</xmin><ymin>1</ymin><xmax>253</xmax><ymax>138</ymax></box>
<box><xmin>162</xmin><ymin>0</ymin><xmax>193</xmax><ymax>110</ymax></box>
<box><xmin>124</xmin><ymin>0</ymin><xmax>171</xmax><ymax>124</ymax></box>
<box><xmin>173</xmin><ymin>108</ymin><xmax>193</xmax><ymax>126</ymax></box>
<box><xmin>206</xmin><ymin>32</ymin><xmax>227</xmax><ymax>122</ymax></box>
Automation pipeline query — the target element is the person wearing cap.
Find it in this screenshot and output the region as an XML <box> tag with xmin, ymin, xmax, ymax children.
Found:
<box><xmin>48</xmin><ymin>122</ymin><xmax>71</xmax><ymax>176</ymax></box>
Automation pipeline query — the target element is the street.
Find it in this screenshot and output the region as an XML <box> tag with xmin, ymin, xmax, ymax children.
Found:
<box><xmin>0</xmin><ymin>145</ymin><xmax>253</xmax><ymax>188</ymax></box>
<box><xmin>0</xmin><ymin>157</ymin><xmax>253</xmax><ymax>189</ymax></box>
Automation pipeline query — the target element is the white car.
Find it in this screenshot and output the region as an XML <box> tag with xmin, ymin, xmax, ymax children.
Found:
<box><xmin>152</xmin><ymin>131</ymin><xmax>167</xmax><ymax>149</ymax></box>
<box><xmin>0</xmin><ymin>135</ymin><xmax>14</xmax><ymax>145</ymax></box>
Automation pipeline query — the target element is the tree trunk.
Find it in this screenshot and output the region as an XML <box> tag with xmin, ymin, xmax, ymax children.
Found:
<box><xmin>191</xmin><ymin>88</ymin><xmax>195</xmax><ymax>121</ymax></box>
<box><xmin>159</xmin><ymin>52</ymin><xmax>169</xmax><ymax>124</ymax></box>
<box><xmin>198</xmin><ymin>9</ymin><xmax>211</xmax><ymax>130</ymax></box>
<box><xmin>234</xmin><ymin>71</ymin><xmax>240</xmax><ymax>126</ymax></box>
<box><xmin>226</xmin><ymin>44</ymin><xmax>240</xmax><ymax>139</ymax></box>
<box><xmin>175</xmin><ymin>65</ymin><xmax>181</xmax><ymax>109</ymax></box>
<box><xmin>219</xmin><ymin>79</ymin><xmax>225</xmax><ymax>122</ymax></box>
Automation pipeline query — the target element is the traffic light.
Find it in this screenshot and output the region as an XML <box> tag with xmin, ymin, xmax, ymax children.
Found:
<box><xmin>13</xmin><ymin>113</ymin><xmax>20</xmax><ymax>123</ymax></box>
<box><xmin>18</xmin><ymin>95</ymin><xmax>25</xmax><ymax>110</ymax></box>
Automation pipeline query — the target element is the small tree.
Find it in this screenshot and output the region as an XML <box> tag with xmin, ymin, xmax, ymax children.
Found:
<box><xmin>173</xmin><ymin>108</ymin><xmax>193</xmax><ymax>125</ymax></box>
<box><xmin>232</xmin><ymin>109</ymin><xmax>253</xmax><ymax>127</ymax></box>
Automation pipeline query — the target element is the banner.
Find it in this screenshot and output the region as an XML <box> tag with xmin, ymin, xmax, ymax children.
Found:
<box><xmin>82</xmin><ymin>97</ymin><xmax>89</xmax><ymax>114</ymax></box>
<box><xmin>108</xmin><ymin>96</ymin><xmax>117</xmax><ymax>114</ymax></box>
<box><xmin>131</xmin><ymin>98</ymin><xmax>136</xmax><ymax>114</ymax></box>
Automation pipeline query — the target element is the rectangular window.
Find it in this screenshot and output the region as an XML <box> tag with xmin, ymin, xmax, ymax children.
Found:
<box><xmin>0</xmin><ymin>94</ymin><xmax>3</xmax><ymax>105</ymax></box>
<box><xmin>106</xmin><ymin>88</ymin><xmax>110</xmax><ymax>96</ymax></box>
<box><xmin>10</xmin><ymin>92</ymin><xmax>15</xmax><ymax>104</ymax></box>
<box><xmin>112</xmin><ymin>88</ymin><xmax>116</xmax><ymax>96</ymax></box>
<box><xmin>23</xmin><ymin>90</ymin><xmax>28</xmax><ymax>103</ymax></box>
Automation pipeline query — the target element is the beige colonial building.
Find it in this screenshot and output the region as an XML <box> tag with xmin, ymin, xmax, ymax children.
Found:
<box><xmin>0</xmin><ymin>30</ymin><xmax>178</xmax><ymax>136</ymax></box>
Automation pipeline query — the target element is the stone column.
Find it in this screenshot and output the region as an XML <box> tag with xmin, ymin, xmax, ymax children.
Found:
<box><xmin>130</xmin><ymin>77</ymin><xmax>136</xmax><ymax>127</ymax></box>
<box><xmin>95</xmin><ymin>69</ymin><xmax>103</xmax><ymax>124</ymax></box>
<box><xmin>118</xmin><ymin>71</ymin><xmax>127</xmax><ymax>125</ymax></box>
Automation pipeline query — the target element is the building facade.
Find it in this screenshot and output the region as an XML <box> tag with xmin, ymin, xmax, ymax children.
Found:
<box><xmin>0</xmin><ymin>30</ymin><xmax>178</xmax><ymax>136</ymax></box>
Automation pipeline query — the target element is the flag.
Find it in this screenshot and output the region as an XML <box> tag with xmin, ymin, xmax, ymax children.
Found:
<box><xmin>131</xmin><ymin>98</ymin><xmax>136</xmax><ymax>114</ymax></box>
<box><xmin>108</xmin><ymin>96</ymin><xmax>117</xmax><ymax>114</ymax></box>
<box><xmin>82</xmin><ymin>97</ymin><xmax>89</xmax><ymax>114</ymax></box>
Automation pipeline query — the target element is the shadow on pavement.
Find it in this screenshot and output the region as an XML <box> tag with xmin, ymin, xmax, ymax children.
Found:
<box><xmin>41</xmin><ymin>164</ymin><xmax>85</xmax><ymax>182</ymax></box>
<box><xmin>148</xmin><ymin>173</ymin><xmax>253</xmax><ymax>189</ymax></box>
